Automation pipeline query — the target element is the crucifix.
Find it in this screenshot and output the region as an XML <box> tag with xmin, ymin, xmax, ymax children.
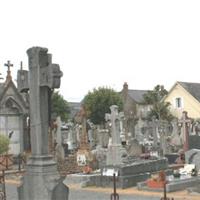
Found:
<box><xmin>179</xmin><ymin>111</ymin><xmax>191</xmax><ymax>152</ymax></box>
<box><xmin>4</xmin><ymin>60</ymin><xmax>13</xmax><ymax>80</ymax></box>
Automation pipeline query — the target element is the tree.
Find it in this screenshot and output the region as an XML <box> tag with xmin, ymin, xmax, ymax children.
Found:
<box><xmin>0</xmin><ymin>135</ymin><xmax>9</xmax><ymax>154</ymax></box>
<box><xmin>83</xmin><ymin>87</ymin><xmax>123</xmax><ymax>125</ymax></box>
<box><xmin>51</xmin><ymin>91</ymin><xmax>70</xmax><ymax>122</ymax></box>
<box><xmin>143</xmin><ymin>85</ymin><xmax>174</xmax><ymax>121</ymax></box>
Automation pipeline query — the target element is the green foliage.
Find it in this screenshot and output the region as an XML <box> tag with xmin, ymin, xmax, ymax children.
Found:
<box><xmin>0</xmin><ymin>135</ymin><xmax>9</xmax><ymax>154</ymax></box>
<box><xmin>83</xmin><ymin>87</ymin><xmax>123</xmax><ymax>125</ymax></box>
<box><xmin>143</xmin><ymin>85</ymin><xmax>174</xmax><ymax>121</ymax></box>
<box><xmin>51</xmin><ymin>91</ymin><xmax>70</xmax><ymax>122</ymax></box>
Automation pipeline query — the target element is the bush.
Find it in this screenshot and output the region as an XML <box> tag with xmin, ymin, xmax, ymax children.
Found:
<box><xmin>0</xmin><ymin>135</ymin><xmax>9</xmax><ymax>154</ymax></box>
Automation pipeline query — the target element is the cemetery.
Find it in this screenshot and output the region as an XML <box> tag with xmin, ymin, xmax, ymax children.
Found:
<box><xmin>1</xmin><ymin>47</ymin><xmax>200</xmax><ymax>200</ymax></box>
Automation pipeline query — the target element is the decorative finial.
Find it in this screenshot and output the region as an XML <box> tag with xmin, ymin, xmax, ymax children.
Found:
<box><xmin>20</xmin><ymin>61</ymin><xmax>23</xmax><ymax>70</ymax></box>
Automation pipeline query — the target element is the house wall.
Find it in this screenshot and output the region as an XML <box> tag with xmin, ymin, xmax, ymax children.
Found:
<box><xmin>164</xmin><ymin>83</ymin><xmax>200</xmax><ymax>119</ymax></box>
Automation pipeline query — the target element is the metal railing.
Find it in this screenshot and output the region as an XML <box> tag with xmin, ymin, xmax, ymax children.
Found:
<box><xmin>0</xmin><ymin>170</ymin><xmax>6</xmax><ymax>200</ymax></box>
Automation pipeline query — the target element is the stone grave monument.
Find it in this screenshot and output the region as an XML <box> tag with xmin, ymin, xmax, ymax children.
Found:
<box><xmin>76</xmin><ymin>106</ymin><xmax>93</xmax><ymax>168</ymax></box>
<box><xmin>179</xmin><ymin>111</ymin><xmax>191</xmax><ymax>152</ymax></box>
<box><xmin>17</xmin><ymin>47</ymin><xmax>69</xmax><ymax>200</ymax></box>
<box><xmin>55</xmin><ymin>116</ymin><xmax>65</xmax><ymax>161</ymax></box>
<box><xmin>105</xmin><ymin>105</ymin><xmax>127</xmax><ymax>165</ymax></box>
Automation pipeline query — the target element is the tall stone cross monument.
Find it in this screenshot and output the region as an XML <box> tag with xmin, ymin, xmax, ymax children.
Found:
<box><xmin>17</xmin><ymin>47</ymin><xmax>68</xmax><ymax>200</ymax></box>
<box><xmin>105</xmin><ymin>105</ymin><xmax>126</xmax><ymax>165</ymax></box>
<box><xmin>179</xmin><ymin>111</ymin><xmax>191</xmax><ymax>152</ymax></box>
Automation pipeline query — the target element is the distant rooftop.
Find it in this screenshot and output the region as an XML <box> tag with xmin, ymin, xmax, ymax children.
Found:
<box><xmin>178</xmin><ymin>81</ymin><xmax>200</xmax><ymax>102</ymax></box>
<box><xmin>128</xmin><ymin>89</ymin><xmax>149</xmax><ymax>103</ymax></box>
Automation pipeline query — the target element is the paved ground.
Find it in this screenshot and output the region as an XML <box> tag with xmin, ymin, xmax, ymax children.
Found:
<box><xmin>3</xmin><ymin>171</ymin><xmax>200</xmax><ymax>200</ymax></box>
<box><xmin>5</xmin><ymin>182</ymin><xmax>200</xmax><ymax>200</ymax></box>
<box><xmin>5</xmin><ymin>184</ymin><xmax>160</xmax><ymax>200</ymax></box>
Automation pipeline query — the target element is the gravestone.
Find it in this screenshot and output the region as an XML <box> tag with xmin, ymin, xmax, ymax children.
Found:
<box><xmin>17</xmin><ymin>47</ymin><xmax>68</xmax><ymax>200</ymax></box>
<box><xmin>185</xmin><ymin>149</ymin><xmax>200</xmax><ymax>172</ymax></box>
<box><xmin>66</xmin><ymin>121</ymin><xmax>77</xmax><ymax>152</ymax></box>
<box><xmin>158</xmin><ymin>120</ymin><xmax>169</xmax><ymax>156</ymax></box>
<box><xmin>127</xmin><ymin>138</ymin><xmax>142</xmax><ymax>157</ymax></box>
<box><xmin>171</xmin><ymin>119</ymin><xmax>182</xmax><ymax>151</ymax></box>
<box><xmin>87</xmin><ymin>119</ymin><xmax>96</xmax><ymax>148</ymax></box>
<box><xmin>105</xmin><ymin>105</ymin><xmax>127</xmax><ymax>166</ymax></box>
<box><xmin>55</xmin><ymin>116</ymin><xmax>65</xmax><ymax>161</ymax></box>
<box><xmin>152</xmin><ymin>117</ymin><xmax>160</xmax><ymax>151</ymax></box>
<box><xmin>97</xmin><ymin>128</ymin><xmax>110</xmax><ymax>148</ymax></box>
<box><xmin>135</xmin><ymin>117</ymin><xmax>145</xmax><ymax>143</ymax></box>
<box><xmin>76</xmin><ymin>106</ymin><xmax>93</xmax><ymax>167</ymax></box>
<box><xmin>179</xmin><ymin>111</ymin><xmax>191</xmax><ymax>152</ymax></box>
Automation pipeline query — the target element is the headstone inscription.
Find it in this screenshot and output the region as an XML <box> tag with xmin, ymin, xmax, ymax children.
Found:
<box><xmin>17</xmin><ymin>47</ymin><xmax>68</xmax><ymax>200</ymax></box>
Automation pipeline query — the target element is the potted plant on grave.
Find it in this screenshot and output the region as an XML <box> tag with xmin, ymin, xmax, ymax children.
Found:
<box><xmin>0</xmin><ymin>134</ymin><xmax>10</xmax><ymax>170</ymax></box>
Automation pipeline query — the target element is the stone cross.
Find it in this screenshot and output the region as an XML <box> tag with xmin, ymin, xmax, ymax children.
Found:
<box><xmin>179</xmin><ymin>111</ymin><xmax>191</xmax><ymax>152</ymax></box>
<box><xmin>56</xmin><ymin>116</ymin><xmax>62</xmax><ymax>146</ymax></box>
<box><xmin>17</xmin><ymin>47</ymin><xmax>63</xmax><ymax>156</ymax></box>
<box><xmin>152</xmin><ymin>117</ymin><xmax>160</xmax><ymax>150</ymax></box>
<box><xmin>4</xmin><ymin>60</ymin><xmax>13</xmax><ymax>81</ymax></box>
<box><xmin>4</xmin><ymin>60</ymin><xmax>13</xmax><ymax>71</ymax></box>
<box><xmin>55</xmin><ymin>116</ymin><xmax>65</xmax><ymax>160</ymax></box>
<box><xmin>79</xmin><ymin>106</ymin><xmax>90</xmax><ymax>150</ymax></box>
<box><xmin>17</xmin><ymin>47</ymin><xmax>69</xmax><ymax>200</ymax></box>
<box><xmin>158</xmin><ymin>120</ymin><xmax>168</xmax><ymax>156</ymax></box>
<box><xmin>105</xmin><ymin>105</ymin><xmax>122</xmax><ymax>145</ymax></box>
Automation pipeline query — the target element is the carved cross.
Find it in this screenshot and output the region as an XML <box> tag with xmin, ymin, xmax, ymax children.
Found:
<box><xmin>17</xmin><ymin>47</ymin><xmax>63</xmax><ymax>156</ymax></box>
<box><xmin>4</xmin><ymin>60</ymin><xmax>13</xmax><ymax>71</ymax></box>
<box><xmin>4</xmin><ymin>60</ymin><xmax>13</xmax><ymax>80</ymax></box>
<box><xmin>105</xmin><ymin>105</ymin><xmax>122</xmax><ymax>145</ymax></box>
<box><xmin>179</xmin><ymin>111</ymin><xmax>191</xmax><ymax>152</ymax></box>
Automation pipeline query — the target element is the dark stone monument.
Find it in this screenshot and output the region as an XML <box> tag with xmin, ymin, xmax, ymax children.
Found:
<box><xmin>17</xmin><ymin>47</ymin><xmax>69</xmax><ymax>200</ymax></box>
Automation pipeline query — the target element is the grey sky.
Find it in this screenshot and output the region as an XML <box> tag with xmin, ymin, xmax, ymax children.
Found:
<box><xmin>0</xmin><ymin>0</ymin><xmax>200</xmax><ymax>102</ymax></box>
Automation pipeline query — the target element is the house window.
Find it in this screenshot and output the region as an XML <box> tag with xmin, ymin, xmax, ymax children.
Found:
<box><xmin>175</xmin><ymin>97</ymin><xmax>182</xmax><ymax>108</ymax></box>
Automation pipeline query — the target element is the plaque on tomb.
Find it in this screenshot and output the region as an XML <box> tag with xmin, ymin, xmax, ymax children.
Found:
<box><xmin>102</xmin><ymin>168</ymin><xmax>119</xmax><ymax>176</ymax></box>
<box><xmin>77</xmin><ymin>153</ymin><xmax>87</xmax><ymax>166</ymax></box>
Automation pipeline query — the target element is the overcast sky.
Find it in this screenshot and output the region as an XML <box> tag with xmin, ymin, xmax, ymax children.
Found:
<box><xmin>0</xmin><ymin>1</ymin><xmax>200</xmax><ymax>102</ymax></box>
